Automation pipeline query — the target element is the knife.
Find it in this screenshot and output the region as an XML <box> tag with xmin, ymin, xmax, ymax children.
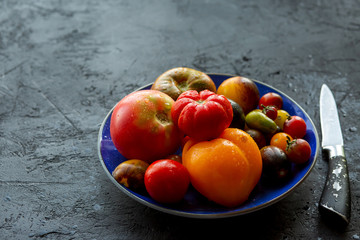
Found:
<box><xmin>319</xmin><ymin>84</ymin><xmax>351</xmax><ymax>227</ymax></box>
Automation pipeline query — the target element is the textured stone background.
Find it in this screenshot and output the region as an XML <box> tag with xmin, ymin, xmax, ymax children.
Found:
<box><xmin>0</xmin><ymin>0</ymin><xmax>359</xmax><ymax>239</ymax></box>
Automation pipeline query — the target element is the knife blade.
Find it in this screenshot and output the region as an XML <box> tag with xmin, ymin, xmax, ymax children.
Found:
<box><xmin>319</xmin><ymin>84</ymin><xmax>351</xmax><ymax>227</ymax></box>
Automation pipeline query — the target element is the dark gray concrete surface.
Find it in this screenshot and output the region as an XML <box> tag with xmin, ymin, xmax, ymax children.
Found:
<box><xmin>1</xmin><ymin>0</ymin><xmax>359</xmax><ymax>239</ymax></box>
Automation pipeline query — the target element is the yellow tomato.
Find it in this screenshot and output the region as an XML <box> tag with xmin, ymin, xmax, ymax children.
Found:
<box><xmin>274</xmin><ymin>109</ymin><xmax>290</xmax><ymax>130</ymax></box>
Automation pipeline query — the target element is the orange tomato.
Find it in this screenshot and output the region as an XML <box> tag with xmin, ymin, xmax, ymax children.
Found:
<box><xmin>270</xmin><ymin>132</ymin><xmax>293</xmax><ymax>152</ymax></box>
<box><xmin>182</xmin><ymin>128</ymin><xmax>262</xmax><ymax>207</ymax></box>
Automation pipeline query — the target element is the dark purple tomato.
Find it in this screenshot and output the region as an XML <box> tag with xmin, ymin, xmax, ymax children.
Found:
<box><xmin>260</xmin><ymin>145</ymin><xmax>291</xmax><ymax>182</ymax></box>
<box><xmin>246</xmin><ymin>129</ymin><xmax>267</xmax><ymax>149</ymax></box>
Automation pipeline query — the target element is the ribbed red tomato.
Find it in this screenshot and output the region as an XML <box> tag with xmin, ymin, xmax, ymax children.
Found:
<box><xmin>171</xmin><ymin>90</ymin><xmax>233</xmax><ymax>141</ymax></box>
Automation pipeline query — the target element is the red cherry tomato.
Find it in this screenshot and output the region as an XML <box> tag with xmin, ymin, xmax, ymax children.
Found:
<box><xmin>261</xmin><ymin>105</ymin><xmax>278</xmax><ymax>120</ymax></box>
<box><xmin>283</xmin><ymin>116</ymin><xmax>307</xmax><ymax>139</ymax></box>
<box><xmin>144</xmin><ymin>159</ymin><xmax>190</xmax><ymax>204</ymax></box>
<box><xmin>259</xmin><ymin>92</ymin><xmax>283</xmax><ymax>110</ymax></box>
<box><xmin>285</xmin><ymin>138</ymin><xmax>311</xmax><ymax>164</ymax></box>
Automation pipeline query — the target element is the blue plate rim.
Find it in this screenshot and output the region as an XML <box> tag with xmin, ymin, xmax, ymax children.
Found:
<box><xmin>97</xmin><ymin>73</ymin><xmax>320</xmax><ymax>219</ymax></box>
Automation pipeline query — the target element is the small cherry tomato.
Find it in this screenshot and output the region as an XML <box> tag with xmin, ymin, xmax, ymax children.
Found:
<box><xmin>274</xmin><ymin>109</ymin><xmax>290</xmax><ymax>130</ymax></box>
<box><xmin>260</xmin><ymin>146</ymin><xmax>291</xmax><ymax>182</ymax></box>
<box><xmin>261</xmin><ymin>105</ymin><xmax>278</xmax><ymax>120</ymax></box>
<box><xmin>285</xmin><ymin>138</ymin><xmax>311</xmax><ymax>164</ymax></box>
<box><xmin>259</xmin><ymin>92</ymin><xmax>283</xmax><ymax>110</ymax></box>
<box><xmin>283</xmin><ymin>115</ymin><xmax>307</xmax><ymax>139</ymax></box>
<box><xmin>270</xmin><ymin>132</ymin><xmax>293</xmax><ymax>152</ymax></box>
<box><xmin>145</xmin><ymin>159</ymin><xmax>190</xmax><ymax>204</ymax></box>
<box><xmin>246</xmin><ymin>129</ymin><xmax>267</xmax><ymax>149</ymax></box>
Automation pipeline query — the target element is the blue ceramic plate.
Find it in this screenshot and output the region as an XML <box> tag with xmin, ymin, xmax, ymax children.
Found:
<box><xmin>97</xmin><ymin>73</ymin><xmax>319</xmax><ymax>218</ymax></box>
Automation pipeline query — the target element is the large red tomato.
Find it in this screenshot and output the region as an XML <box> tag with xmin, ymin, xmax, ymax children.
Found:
<box><xmin>110</xmin><ymin>90</ymin><xmax>182</xmax><ymax>163</ymax></box>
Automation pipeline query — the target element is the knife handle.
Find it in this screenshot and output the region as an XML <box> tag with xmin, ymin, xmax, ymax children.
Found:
<box><xmin>319</xmin><ymin>145</ymin><xmax>351</xmax><ymax>227</ymax></box>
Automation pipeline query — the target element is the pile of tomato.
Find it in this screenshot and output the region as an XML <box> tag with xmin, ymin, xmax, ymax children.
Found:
<box><xmin>109</xmin><ymin>67</ymin><xmax>312</xmax><ymax>208</ymax></box>
<box><xmin>247</xmin><ymin>92</ymin><xmax>311</xmax><ymax>182</ymax></box>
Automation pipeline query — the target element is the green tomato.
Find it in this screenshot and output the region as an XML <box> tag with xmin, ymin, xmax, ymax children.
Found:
<box><xmin>245</xmin><ymin>110</ymin><xmax>278</xmax><ymax>134</ymax></box>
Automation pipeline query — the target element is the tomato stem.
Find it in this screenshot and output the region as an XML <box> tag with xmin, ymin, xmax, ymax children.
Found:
<box><xmin>261</xmin><ymin>104</ymin><xmax>276</xmax><ymax>114</ymax></box>
<box><xmin>285</xmin><ymin>136</ymin><xmax>296</xmax><ymax>151</ymax></box>
<box><xmin>156</xmin><ymin>111</ymin><xmax>169</xmax><ymax>124</ymax></box>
